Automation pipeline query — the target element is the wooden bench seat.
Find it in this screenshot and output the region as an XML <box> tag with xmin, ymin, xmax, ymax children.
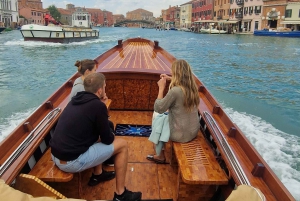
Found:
<box><xmin>28</xmin><ymin>99</ymin><xmax>113</xmax><ymax>198</ymax></box>
<box><xmin>29</xmin><ymin>148</ymin><xmax>73</xmax><ymax>182</ymax></box>
<box><xmin>172</xmin><ymin>132</ymin><xmax>228</xmax><ymax>201</ymax></box>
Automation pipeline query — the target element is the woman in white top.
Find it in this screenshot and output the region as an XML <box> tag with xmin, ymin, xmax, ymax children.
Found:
<box><xmin>69</xmin><ymin>59</ymin><xmax>97</xmax><ymax>100</ymax></box>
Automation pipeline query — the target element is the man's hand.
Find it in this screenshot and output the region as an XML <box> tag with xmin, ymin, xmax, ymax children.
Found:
<box><xmin>100</xmin><ymin>93</ymin><xmax>108</xmax><ymax>103</ymax></box>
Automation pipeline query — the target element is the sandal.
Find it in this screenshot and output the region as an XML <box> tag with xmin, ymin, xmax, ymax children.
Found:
<box><xmin>146</xmin><ymin>155</ymin><xmax>168</xmax><ymax>164</ymax></box>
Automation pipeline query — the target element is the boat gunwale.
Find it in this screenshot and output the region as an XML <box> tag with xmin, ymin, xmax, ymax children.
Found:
<box><xmin>0</xmin><ymin>37</ymin><xmax>295</xmax><ymax>200</ymax></box>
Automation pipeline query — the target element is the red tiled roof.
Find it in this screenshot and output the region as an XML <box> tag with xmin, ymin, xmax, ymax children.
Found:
<box><xmin>57</xmin><ymin>8</ymin><xmax>72</xmax><ymax>15</ymax></box>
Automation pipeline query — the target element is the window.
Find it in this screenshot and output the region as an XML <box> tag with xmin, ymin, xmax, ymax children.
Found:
<box><xmin>249</xmin><ymin>6</ymin><xmax>253</xmax><ymax>15</ymax></box>
<box><xmin>255</xmin><ymin>6</ymin><xmax>261</xmax><ymax>14</ymax></box>
<box><xmin>285</xmin><ymin>9</ymin><xmax>292</xmax><ymax>18</ymax></box>
<box><xmin>255</xmin><ymin>21</ymin><xmax>258</xmax><ymax>30</ymax></box>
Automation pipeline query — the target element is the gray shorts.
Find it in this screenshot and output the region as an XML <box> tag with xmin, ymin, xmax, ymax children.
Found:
<box><xmin>52</xmin><ymin>142</ymin><xmax>114</xmax><ymax>173</ymax></box>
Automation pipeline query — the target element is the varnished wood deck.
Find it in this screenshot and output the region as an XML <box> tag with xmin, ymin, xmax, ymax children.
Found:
<box><xmin>96</xmin><ymin>40</ymin><xmax>173</xmax><ymax>75</ymax></box>
<box><xmin>80</xmin><ymin>110</ymin><xmax>177</xmax><ymax>200</ymax></box>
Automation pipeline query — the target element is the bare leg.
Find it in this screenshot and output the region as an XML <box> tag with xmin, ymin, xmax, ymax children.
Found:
<box><xmin>93</xmin><ymin>164</ymin><xmax>103</xmax><ymax>175</ymax></box>
<box><xmin>112</xmin><ymin>138</ymin><xmax>128</xmax><ymax>195</ymax></box>
<box><xmin>151</xmin><ymin>143</ymin><xmax>166</xmax><ymax>161</ymax></box>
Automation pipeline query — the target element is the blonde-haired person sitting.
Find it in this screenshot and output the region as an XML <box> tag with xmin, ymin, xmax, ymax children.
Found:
<box><xmin>69</xmin><ymin>59</ymin><xmax>97</xmax><ymax>101</ymax></box>
<box><xmin>147</xmin><ymin>59</ymin><xmax>200</xmax><ymax>163</ymax></box>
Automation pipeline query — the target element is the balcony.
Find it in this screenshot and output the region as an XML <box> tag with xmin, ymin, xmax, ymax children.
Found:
<box><xmin>217</xmin><ymin>15</ymin><xmax>223</xmax><ymax>20</ymax></box>
<box><xmin>235</xmin><ymin>12</ymin><xmax>243</xmax><ymax>18</ymax></box>
<box><xmin>236</xmin><ymin>0</ymin><xmax>244</xmax><ymax>6</ymax></box>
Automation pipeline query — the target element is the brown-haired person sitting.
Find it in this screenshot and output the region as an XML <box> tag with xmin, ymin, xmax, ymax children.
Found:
<box><xmin>69</xmin><ymin>59</ymin><xmax>97</xmax><ymax>101</ymax></box>
<box><xmin>50</xmin><ymin>73</ymin><xmax>142</xmax><ymax>201</ymax></box>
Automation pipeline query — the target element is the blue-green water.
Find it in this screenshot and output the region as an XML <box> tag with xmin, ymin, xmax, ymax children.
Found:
<box><xmin>0</xmin><ymin>28</ymin><xmax>299</xmax><ymax>200</ymax></box>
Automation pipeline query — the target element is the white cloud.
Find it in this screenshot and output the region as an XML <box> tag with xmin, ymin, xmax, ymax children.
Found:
<box><xmin>42</xmin><ymin>0</ymin><xmax>187</xmax><ymax>17</ymax></box>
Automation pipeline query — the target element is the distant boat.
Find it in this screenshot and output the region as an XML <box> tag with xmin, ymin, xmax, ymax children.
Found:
<box><xmin>20</xmin><ymin>9</ymin><xmax>99</xmax><ymax>43</ymax></box>
<box><xmin>200</xmin><ymin>28</ymin><xmax>227</xmax><ymax>34</ymax></box>
<box><xmin>254</xmin><ymin>29</ymin><xmax>300</xmax><ymax>37</ymax></box>
<box><xmin>0</xmin><ymin>27</ymin><xmax>5</xmax><ymax>33</ymax></box>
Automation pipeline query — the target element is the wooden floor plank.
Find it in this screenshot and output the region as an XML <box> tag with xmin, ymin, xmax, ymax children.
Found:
<box><xmin>78</xmin><ymin>110</ymin><xmax>176</xmax><ymax>200</ymax></box>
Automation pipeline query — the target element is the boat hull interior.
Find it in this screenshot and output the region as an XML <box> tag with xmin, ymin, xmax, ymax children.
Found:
<box><xmin>0</xmin><ymin>38</ymin><xmax>295</xmax><ymax>201</ymax></box>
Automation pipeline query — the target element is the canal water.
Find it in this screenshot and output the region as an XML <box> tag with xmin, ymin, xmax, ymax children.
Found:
<box><xmin>0</xmin><ymin>28</ymin><xmax>299</xmax><ymax>200</ymax></box>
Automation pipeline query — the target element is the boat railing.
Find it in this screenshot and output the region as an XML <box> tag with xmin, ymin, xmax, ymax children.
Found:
<box><xmin>0</xmin><ymin>108</ymin><xmax>61</xmax><ymax>176</ymax></box>
<box><xmin>203</xmin><ymin>111</ymin><xmax>250</xmax><ymax>185</ymax></box>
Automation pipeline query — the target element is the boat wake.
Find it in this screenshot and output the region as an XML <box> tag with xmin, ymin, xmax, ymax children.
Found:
<box><xmin>0</xmin><ymin>107</ymin><xmax>36</xmax><ymax>142</ymax></box>
<box><xmin>3</xmin><ymin>36</ymin><xmax>118</xmax><ymax>47</ymax></box>
<box><xmin>224</xmin><ymin>107</ymin><xmax>300</xmax><ymax>200</ymax></box>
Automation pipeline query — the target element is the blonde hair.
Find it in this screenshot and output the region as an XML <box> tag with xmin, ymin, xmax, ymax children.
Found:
<box><xmin>169</xmin><ymin>59</ymin><xmax>200</xmax><ymax>111</ymax></box>
<box><xmin>74</xmin><ymin>59</ymin><xmax>96</xmax><ymax>75</ymax></box>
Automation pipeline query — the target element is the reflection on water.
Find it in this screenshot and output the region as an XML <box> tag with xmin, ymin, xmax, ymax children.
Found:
<box><xmin>0</xmin><ymin>29</ymin><xmax>299</xmax><ymax>200</ymax></box>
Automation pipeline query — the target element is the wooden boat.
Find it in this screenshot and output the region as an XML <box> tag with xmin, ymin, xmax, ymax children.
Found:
<box><xmin>254</xmin><ymin>29</ymin><xmax>300</xmax><ymax>37</ymax></box>
<box><xmin>0</xmin><ymin>37</ymin><xmax>295</xmax><ymax>201</ymax></box>
<box><xmin>20</xmin><ymin>9</ymin><xmax>99</xmax><ymax>43</ymax></box>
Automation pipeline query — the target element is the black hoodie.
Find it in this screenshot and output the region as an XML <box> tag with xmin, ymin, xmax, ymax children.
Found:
<box><xmin>50</xmin><ymin>91</ymin><xmax>114</xmax><ymax>161</ymax></box>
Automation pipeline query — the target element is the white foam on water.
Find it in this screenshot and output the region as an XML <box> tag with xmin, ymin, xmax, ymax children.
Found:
<box><xmin>224</xmin><ymin>107</ymin><xmax>300</xmax><ymax>200</ymax></box>
<box><xmin>0</xmin><ymin>107</ymin><xmax>36</xmax><ymax>142</ymax></box>
<box><xmin>224</xmin><ymin>42</ymin><xmax>259</xmax><ymax>47</ymax></box>
<box><xmin>3</xmin><ymin>37</ymin><xmax>116</xmax><ymax>47</ymax></box>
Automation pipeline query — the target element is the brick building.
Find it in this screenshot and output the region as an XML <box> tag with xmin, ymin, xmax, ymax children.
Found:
<box><xmin>103</xmin><ymin>10</ymin><xmax>113</xmax><ymax>26</ymax></box>
<box><xmin>18</xmin><ymin>0</ymin><xmax>42</xmax><ymax>10</ymax></box>
<box><xmin>86</xmin><ymin>8</ymin><xmax>103</xmax><ymax>26</ymax></box>
<box><xmin>113</xmin><ymin>14</ymin><xmax>125</xmax><ymax>24</ymax></box>
<box><xmin>126</xmin><ymin>8</ymin><xmax>153</xmax><ymax>21</ymax></box>
<box><xmin>261</xmin><ymin>0</ymin><xmax>288</xmax><ymax>29</ymax></box>
<box><xmin>161</xmin><ymin>5</ymin><xmax>180</xmax><ymax>28</ymax></box>
<box><xmin>193</xmin><ymin>0</ymin><xmax>214</xmax><ymax>22</ymax></box>
<box><xmin>18</xmin><ymin>0</ymin><xmax>46</xmax><ymax>25</ymax></box>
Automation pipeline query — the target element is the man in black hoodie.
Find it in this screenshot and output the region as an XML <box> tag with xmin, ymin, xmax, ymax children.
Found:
<box><xmin>50</xmin><ymin>73</ymin><xmax>142</xmax><ymax>201</ymax></box>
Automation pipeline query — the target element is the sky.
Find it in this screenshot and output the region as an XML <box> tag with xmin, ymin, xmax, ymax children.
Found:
<box><xmin>42</xmin><ymin>0</ymin><xmax>188</xmax><ymax>17</ymax></box>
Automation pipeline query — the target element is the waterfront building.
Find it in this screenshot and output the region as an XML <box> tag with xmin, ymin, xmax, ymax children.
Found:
<box><xmin>103</xmin><ymin>10</ymin><xmax>113</xmax><ymax>27</ymax></box>
<box><xmin>0</xmin><ymin>0</ymin><xmax>19</xmax><ymax>27</ymax></box>
<box><xmin>261</xmin><ymin>0</ymin><xmax>288</xmax><ymax>29</ymax></box>
<box><xmin>86</xmin><ymin>8</ymin><xmax>103</xmax><ymax>26</ymax></box>
<box><xmin>161</xmin><ymin>9</ymin><xmax>168</xmax><ymax>28</ymax></box>
<box><xmin>126</xmin><ymin>8</ymin><xmax>154</xmax><ymax>27</ymax></box>
<box><xmin>242</xmin><ymin>0</ymin><xmax>263</xmax><ymax>32</ymax></box>
<box><xmin>19</xmin><ymin>0</ymin><xmax>42</xmax><ymax>9</ymax></box>
<box><xmin>160</xmin><ymin>5</ymin><xmax>180</xmax><ymax>28</ymax></box>
<box><xmin>126</xmin><ymin>8</ymin><xmax>153</xmax><ymax>20</ymax></box>
<box><xmin>215</xmin><ymin>0</ymin><xmax>230</xmax><ymax>21</ymax></box>
<box><xmin>19</xmin><ymin>7</ymin><xmax>45</xmax><ymax>25</ymax></box>
<box><xmin>192</xmin><ymin>0</ymin><xmax>214</xmax><ymax>22</ymax></box>
<box><xmin>18</xmin><ymin>0</ymin><xmax>46</xmax><ymax>26</ymax></box>
<box><xmin>113</xmin><ymin>14</ymin><xmax>125</xmax><ymax>24</ymax></box>
<box><xmin>57</xmin><ymin>8</ymin><xmax>72</xmax><ymax>25</ymax></box>
<box><xmin>170</xmin><ymin>5</ymin><xmax>181</xmax><ymax>28</ymax></box>
<box><xmin>280</xmin><ymin>1</ymin><xmax>300</xmax><ymax>30</ymax></box>
<box><xmin>229</xmin><ymin>0</ymin><xmax>263</xmax><ymax>32</ymax></box>
<box><xmin>180</xmin><ymin>1</ymin><xmax>193</xmax><ymax>28</ymax></box>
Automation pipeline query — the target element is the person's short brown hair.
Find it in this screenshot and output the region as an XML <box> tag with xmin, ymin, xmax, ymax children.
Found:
<box><xmin>84</xmin><ymin>73</ymin><xmax>105</xmax><ymax>93</ymax></box>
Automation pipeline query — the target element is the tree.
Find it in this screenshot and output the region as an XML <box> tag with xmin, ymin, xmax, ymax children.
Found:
<box><xmin>47</xmin><ymin>5</ymin><xmax>61</xmax><ymax>21</ymax></box>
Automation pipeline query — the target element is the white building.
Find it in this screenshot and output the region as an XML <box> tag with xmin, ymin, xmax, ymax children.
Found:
<box><xmin>180</xmin><ymin>1</ymin><xmax>192</xmax><ymax>28</ymax></box>
<box><xmin>0</xmin><ymin>0</ymin><xmax>19</xmax><ymax>27</ymax></box>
